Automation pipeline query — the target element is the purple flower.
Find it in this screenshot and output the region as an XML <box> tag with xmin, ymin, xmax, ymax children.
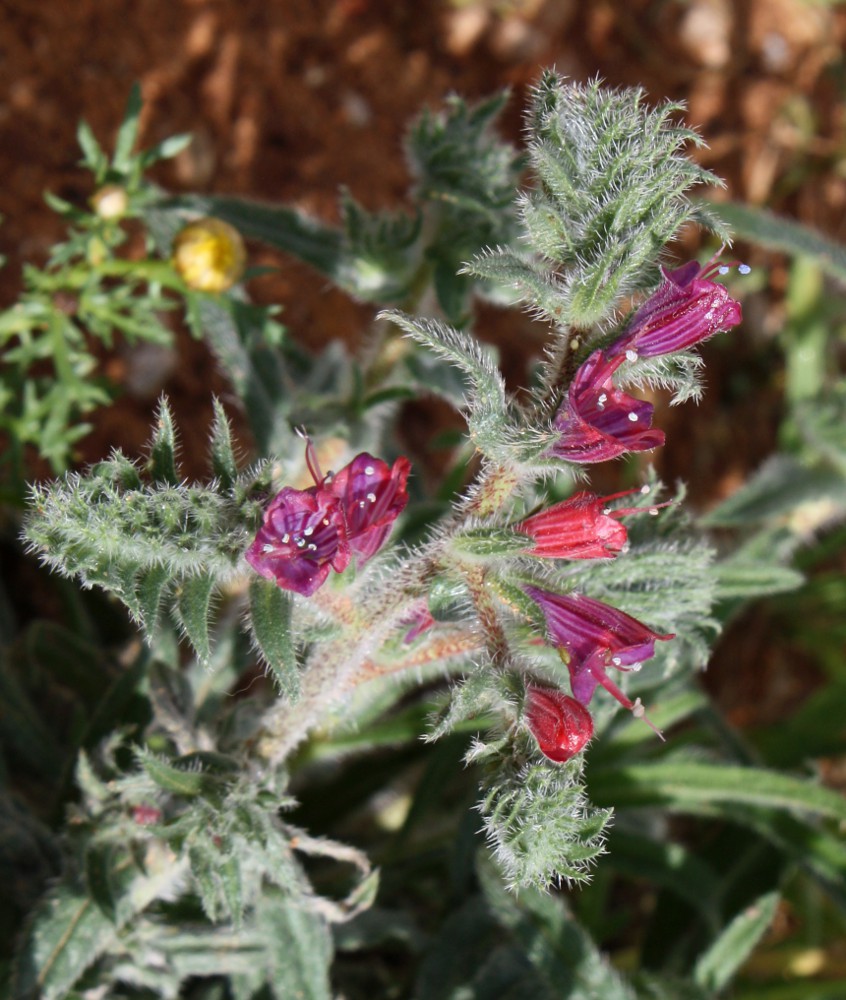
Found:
<box><xmin>245</xmin><ymin>444</ymin><xmax>412</xmax><ymax>597</ymax></box>
<box><xmin>516</xmin><ymin>488</ymin><xmax>665</xmax><ymax>560</ymax></box>
<box><xmin>524</xmin><ymin>684</ymin><xmax>594</xmax><ymax>763</ymax></box>
<box><xmin>328</xmin><ymin>452</ymin><xmax>412</xmax><ymax>564</ymax></box>
<box><xmin>245</xmin><ymin>486</ymin><xmax>351</xmax><ymax>597</ymax></box>
<box><xmin>524</xmin><ymin>586</ymin><xmax>673</xmax><ymax>725</ymax></box>
<box><xmin>549</xmin><ymin>350</ymin><xmax>665</xmax><ymax>464</ymax></box>
<box><xmin>608</xmin><ymin>256</ymin><xmax>744</xmax><ymax>361</ymax></box>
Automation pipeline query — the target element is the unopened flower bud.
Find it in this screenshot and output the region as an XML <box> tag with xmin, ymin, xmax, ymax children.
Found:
<box><xmin>172</xmin><ymin>217</ymin><xmax>246</xmax><ymax>292</ymax></box>
<box><xmin>91</xmin><ymin>184</ymin><xmax>129</xmax><ymax>220</ymax></box>
<box><xmin>525</xmin><ymin>685</ymin><xmax>593</xmax><ymax>763</ymax></box>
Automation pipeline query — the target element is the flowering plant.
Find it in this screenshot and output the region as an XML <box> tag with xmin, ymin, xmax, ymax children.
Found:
<box><xmin>8</xmin><ymin>74</ymin><xmax>846</xmax><ymax>1000</ymax></box>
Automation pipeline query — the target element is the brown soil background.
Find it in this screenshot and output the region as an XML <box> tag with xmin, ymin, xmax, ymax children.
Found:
<box><xmin>2</xmin><ymin>0</ymin><xmax>846</xmax><ymax>721</ymax></box>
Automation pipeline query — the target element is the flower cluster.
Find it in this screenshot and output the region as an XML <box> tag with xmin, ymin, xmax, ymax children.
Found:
<box><xmin>246</xmin><ymin>445</ymin><xmax>411</xmax><ymax>596</ymax></box>
<box><xmin>523</xmin><ymin>256</ymin><xmax>743</xmax><ymax>762</ymax></box>
<box><xmin>548</xmin><ymin>255</ymin><xmax>744</xmax><ymax>464</ymax></box>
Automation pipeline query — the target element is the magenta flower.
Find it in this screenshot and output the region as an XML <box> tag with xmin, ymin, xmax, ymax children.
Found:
<box><xmin>327</xmin><ymin>452</ymin><xmax>412</xmax><ymax>564</ymax></box>
<box><xmin>549</xmin><ymin>350</ymin><xmax>665</xmax><ymax>464</ymax></box>
<box><xmin>524</xmin><ymin>684</ymin><xmax>594</xmax><ymax>763</ymax></box>
<box><xmin>608</xmin><ymin>256</ymin><xmax>744</xmax><ymax>361</ymax></box>
<box><xmin>245</xmin><ymin>444</ymin><xmax>411</xmax><ymax>596</ymax></box>
<box><xmin>524</xmin><ymin>586</ymin><xmax>673</xmax><ymax>726</ymax></box>
<box><xmin>516</xmin><ymin>489</ymin><xmax>665</xmax><ymax>560</ymax></box>
<box><xmin>245</xmin><ymin>486</ymin><xmax>351</xmax><ymax>597</ymax></box>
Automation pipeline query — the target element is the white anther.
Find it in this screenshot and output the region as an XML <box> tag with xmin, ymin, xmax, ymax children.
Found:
<box><xmin>628</xmin><ymin>412</ymin><xmax>638</xmax><ymax>422</ymax></box>
<box><xmin>718</xmin><ymin>265</ymin><xmax>730</xmax><ymax>275</ymax></box>
<box><xmin>641</xmin><ymin>484</ymin><xmax>650</xmax><ymax>494</ymax></box>
<box><xmin>367</xmin><ymin>492</ymin><xmax>377</xmax><ymax>503</ymax></box>
<box><xmin>649</xmin><ymin>507</ymin><xmax>659</xmax><ymax>516</ymax></box>
<box><xmin>632</xmin><ymin>698</ymin><xmax>645</xmax><ymax>718</ymax></box>
<box><xmin>307</xmin><ymin>543</ymin><xmax>317</xmax><ymax>552</ymax></box>
<box><xmin>612</xmin><ymin>656</ymin><xmax>622</xmax><ymax>666</ymax></box>
<box><xmin>262</xmin><ymin>544</ymin><xmax>274</xmax><ymax>553</ymax></box>
<box><xmin>626</xmin><ymin>349</ymin><xmax>638</xmax><ymax>362</ymax></box>
<box><xmin>738</xmin><ymin>263</ymin><xmax>751</xmax><ymax>275</ymax></box>
<box><xmin>322</xmin><ymin>518</ymin><xmax>330</xmax><ymax>525</ymax></box>
<box><xmin>630</xmin><ymin>662</ymin><xmax>643</xmax><ymax>673</ymax></box>
<box><xmin>364</xmin><ymin>465</ymin><xmax>374</xmax><ymax>475</ymax></box>
<box><xmin>281</xmin><ymin>534</ymin><xmax>290</xmax><ymax>544</ymax></box>
<box><xmin>295</xmin><ymin>538</ymin><xmax>305</xmax><ymax>548</ymax></box>
<box><xmin>303</xmin><ymin>526</ymin><xmax>314</xmax><ymax>536</ymax></box>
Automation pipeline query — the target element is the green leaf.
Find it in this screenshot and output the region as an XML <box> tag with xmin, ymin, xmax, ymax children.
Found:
<box><xmin>694</xmin><ymin>890</ymin><xmax>780</xmax><ymax>993</ymax></box>
<box><xmin>257</xmin><ymin>891</ymin><xmax>333</xmax><ymax>1000</ymax></box>
<box><xmin>134</xmin><ymin>563</ymin><xmax>172</xmax><ymax>636</ymax></box>
<box><xmin>248</xmin><ymin>579</ymin><xmax>300</xmax><ymax>701</ymax></box>
<box><xmin>478</xmin><ymin>862</ymin><xmax>637</xmax><ymax>999</ymax></box>
<box><xmin>136</xmin><ymin>747</ymin><xmax>207</xmax><ymax>797</ymax></box>
<box><xmin>702</xmin><ymin>456</ymin><xmax>845</xmax><ymax>527</ymax></box>
<box><xmin>712</xmin><ymin>201</ymin><xmax>846</xmax><ymax>287</ymax></box>
<box><xmin>113</xmin><ymin>83</ymin><xmax>143</xmax><ymax>173</ymax></box>
<box><xmin>147</xmin><ymin>396</ymin><xmax>180</xmax><ymax>485</ymax></box>
<box><xmin>13</xmin><ymin>882</ymin><xmax>117</xmax><ymax>1000</ymax></box>
<box><xmin>714</xmin><ymin>561</ymin><xmax>805</xmax><ymax>601</ymax></box>
<box><xmin>209</xmin><ymin>397</ymin><xmax>239</xmax><ymax>489</ymax></box>
<box><xmin>173</xmin><ymin>574</ymin><xmax>216</xmax><ymax>664</ymax></box>
<box><xmin>76</xmin><ymin>120</ymin><xmax>106</xmax><ymax>174</ymax></box>
<box><xmin>12</xmin><ymin>850</ymin><xmax>189</xmax><ymax>1000</ymax></box>
<box><xmin>589</xmin><ymin>761</ymin><xmax>846</xmax><ymax>822</ymax></box>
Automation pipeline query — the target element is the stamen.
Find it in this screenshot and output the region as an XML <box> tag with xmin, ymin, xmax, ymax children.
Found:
<box><xmin>367</xmin><ymin>492</ymin><xmax>377</xmax><ymax>503</ymax></box>
<box><xmin>364</xmin><ymin>465</ymin><xmax>374</xmax><ymax>475</ymax></box>
<box><xmin>628</xmin><ymin>412</ymin><xmax>638</xmax><ymax>422</ymax></box>
<box><xmin>626</xmin><ymin>349</ymin><xmax>638</xmax><ymax>362</ymax></box>
<box><xmin>303</xmin><ymin>526</ymin><xmax>314</xmax><ymax>536</ymax></box>
<box><xmin>738</xmin><ymin>263</ymin><xmax>751</xmax><ymax>275</ymax></box>
<box><xmin>281</xmin><ymin>534</ymin><xmax>290</xmax><ymax>544</ymax></box>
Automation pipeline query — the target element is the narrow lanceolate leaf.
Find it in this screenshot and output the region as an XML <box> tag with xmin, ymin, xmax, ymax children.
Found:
<box><xmin>589</xmin><ymin>762</ymin><xmax>846</xmax><ymax>823</ymax></box>
<box><xmin>258</xmin><ymin>891</ymin><xmax>334</xmax><ymax>1000</ymax></box>
<box><xmin>694</xmin><ymin>891</ymin><xmax>780</xmax><ymax>993</ymax></box>
<box><xmin>712</xmin><ymin>200</ymin><xmax>846</xmax><ymax>287</ymax></box>
<box><xmin>134</xmin><ymin>563</ymin><xmax>172</xmax><ymax>637</ymax></box>
<box><xmin>147</xmin><ymin>396</ymin><xmax>180</xmax><ymax>485</ymax></box>
<box><xmin>13</xmin><ymin>849</ymin><xmax>190</xmax><ymax>1000</ymax></box>
<box><xmin>13</xmin><ymin>882</ymin><xmax>119</xmax><ymax>1000</ymax></box>
<box><xmin>113</xmin><ymin>83</ymin><xmax>143</xmax><ymax>172</ymax></box>
<box><xmin>174</xmin><ymin>573</ymin><xmax>216</xmax><ymax>664</ymax></box>
<box><xmin>248</xmin><ymin>579</ymin><xmax>299</xmax><ymax>700</ymax></box>
<box><xmin>381</xmin><ymin>310</ymin><xmax>512</xmax><ymax>460</ymax></box>
<box><xmin>136</xmin><ymin>747</ymin><xmax>208</xmax><ymax>797</ymax></box>
<box><xmin>714</xmin><ymin>561</ymin><xmax>805</xmax><ymax>601</ymax></box>
<box><xmin>209</xmin><ymin>397</ymin><xmax>239</xmax><ymax>489</ymax></box>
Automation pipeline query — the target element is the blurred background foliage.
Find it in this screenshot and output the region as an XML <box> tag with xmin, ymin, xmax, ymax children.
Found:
<box><xmin>2</xmin><ymin>0</ymin><xmax>846</xmax><ymax>996</ymax></box>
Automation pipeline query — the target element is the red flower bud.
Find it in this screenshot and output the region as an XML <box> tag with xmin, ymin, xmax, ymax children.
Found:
<box><xmin>524</xmin><ymin>684</ymin><xmax>594</xmax><ymax>763</ymax></box>
<box><xmin>516</xmin><ymin>488</ymin><xmax>666</xmax><ymax>560</ymax></box>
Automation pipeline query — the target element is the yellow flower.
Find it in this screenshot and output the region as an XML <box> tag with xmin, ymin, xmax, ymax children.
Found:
<box><xmin>171</xmin><ymin>218</ymin><xmax>246</xmax><ymax>293</ymax></box>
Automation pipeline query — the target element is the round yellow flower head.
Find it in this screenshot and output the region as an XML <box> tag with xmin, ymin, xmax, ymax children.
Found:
<box><xmin>171</xmin><ymin>217</ymin><xmax>246</xmax><ymax>293</ymax></box>
<box><xmin>90</xmin><ymin>184</ymin><xmax>129</xmax><ymax>220</ymax></box>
